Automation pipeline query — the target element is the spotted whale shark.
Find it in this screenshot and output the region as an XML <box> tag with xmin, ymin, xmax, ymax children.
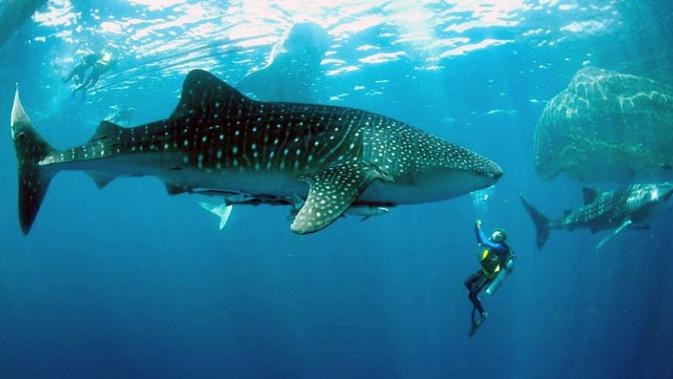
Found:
<box><xmin>10</xmin><ymin>69</ymin><xmax>503</xmax><ymax>235</ymax></box>
<box><xmin>520</xmin><ymin>182</ymin><xmax>673</xmax><ymax>250</ymax></box>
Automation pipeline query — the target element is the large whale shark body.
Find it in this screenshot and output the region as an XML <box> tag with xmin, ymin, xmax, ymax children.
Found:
<box><xmin>11</xmin><ymin>70</ymin><xmax>502</xmax><ymax>235</ymax></box>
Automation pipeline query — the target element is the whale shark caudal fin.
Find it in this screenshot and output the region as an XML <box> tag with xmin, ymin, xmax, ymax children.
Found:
<box><xmin>291</xmin><ymin>162</ymin><xmax>389</xmax><ymax>234</ymax></box>
<box><xmin>10</xmin><ymin>88</ymin><xmax>127</xmax><ymax>234</ymax></box>
<box><xmin>198</xmin><ymin>201</ymin><xmax>234</xmax><ymax>230</ymax></box>
<box><xmin>596</xmin><ymin>219</ymin><xmax>632</xmax><ymax>251</ymax></box>
<box><xmin>10</xmin><ymin>85</ymin><xmax>58</xmax><ymax>235</ymax></box>
<box><xmin>518</xmin><ymin>193</ymin><xmax>551</xmax><ymax>250</ymax></box>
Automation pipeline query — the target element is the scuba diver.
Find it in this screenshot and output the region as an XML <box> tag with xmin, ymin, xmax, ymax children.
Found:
<box><xmin>72</xmin><ymin>52</ymin><xmax>118</xmax><ymax>96</ymax></box>
<box><xmin>64</xmin><ymin>52</ymin><xmax>101</xmax><ymax>84</ymax></box>
<box><xmin>465</xmin><ymin>219</ymin><xmax>514</xmax><ymax>336</ymax></box>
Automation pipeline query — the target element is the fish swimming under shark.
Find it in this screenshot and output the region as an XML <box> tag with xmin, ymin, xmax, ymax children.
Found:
<box><xmin>10</xmin><ymin>69</ymin><xmax>503</xmax><ymax>235</ymax></box>
<box><xmin>520</xmin><ymin>182</ymin><xmax>673</xmax><ymax>250</ymax></box>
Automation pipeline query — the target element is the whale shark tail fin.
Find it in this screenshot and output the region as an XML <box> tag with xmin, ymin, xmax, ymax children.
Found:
<box><xmin>518</xmin><ymin>193</ymin><xmax>551</xmax><ymax>250</ymax></box>
<box><xmin>198</xmin><ymin>201</ymin><xmax>234</xmax><ymax>230</ymax></box>
<box><xmin>10</xmin><ymin>85</ymin><xmax>58</xmax><ymax>235</ymax></box>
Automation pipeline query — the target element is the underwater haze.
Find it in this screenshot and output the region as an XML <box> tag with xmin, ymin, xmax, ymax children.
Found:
<box><xmin>1</xmin><ymin>0</ymin><xmax>673</xmax><ymax>378</ymax></box>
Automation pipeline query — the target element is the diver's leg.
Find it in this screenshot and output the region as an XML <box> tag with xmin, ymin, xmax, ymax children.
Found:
<box><xmin>464</xmin><ymin>271</ymin><xmax>481</xmax><ymax>290</ymax></box>
<box><xmin>473</xmin><ymin>275</ymin><xmax>493</xmax><ymax>316</ymax></box>
<box><xmin>467</xmin><ymin>271</ymin><xmax>487</xmax><ymax>314</ymax></box>
<box><xmin>469</xmin><ymin>289</ymin><xmax>485</xmax><ymax>315</ymax></box>
<box><xmin>64</xmin><ymin>65</ymin><xmax>82</xmax><ymax>82</ymax></box>
<box><xmin>87</xmin><ymin>74</ymin><xmax>100</xmax><ymax>89</ymax></box>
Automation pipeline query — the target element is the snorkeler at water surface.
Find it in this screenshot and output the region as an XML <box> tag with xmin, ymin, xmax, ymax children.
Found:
<box><xmin>64</xmin><ymin>52</ymin><xmax>100</xmax><ymax>84</ymax></box>
<box><xmin>67</xmin><ymin>51</ymin><xmax>118</xmax><ymax>96</ymax></box>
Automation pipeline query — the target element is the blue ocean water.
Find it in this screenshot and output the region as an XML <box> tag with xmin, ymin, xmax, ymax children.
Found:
<box><xmin>1</xmin><ymin>1</ymin><xmax>673</xmax><ymax>377</ymax></box>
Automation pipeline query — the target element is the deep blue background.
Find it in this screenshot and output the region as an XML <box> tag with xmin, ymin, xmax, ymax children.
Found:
<box><xmin>1</xmin><ymin>1</ymin><xmax>672</xmax><ymax>378</ymax></box>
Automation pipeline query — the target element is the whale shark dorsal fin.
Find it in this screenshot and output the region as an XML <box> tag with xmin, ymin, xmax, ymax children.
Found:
<box><xmin>89</xmin><ymin>120</ymin><xmax>124</xmax><ymax>143</ymax></box>
<box><xmin>170</xmin><ymin>69</ymin><xmax>250</xmax><ymax>120</ymax></box>
<box><xmin>290</xmin><ymin>161</ymin><xmax>381</xmax><ymax>234</ymax></box>
<box><xmin>582</xmin><ymin>187</ymin><xmax>601</xmax><ymax>204</ymax></box>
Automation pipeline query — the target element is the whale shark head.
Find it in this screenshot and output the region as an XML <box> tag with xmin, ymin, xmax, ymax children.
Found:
<box><xmin>626</xmin><ymin>182</ymin><xmax>673</xmax><ymax>217</ymax></box>
<box><xmin>396</xmin><ymin>136</ymin><xmax>503</xmax><ymax>202</ymax></box>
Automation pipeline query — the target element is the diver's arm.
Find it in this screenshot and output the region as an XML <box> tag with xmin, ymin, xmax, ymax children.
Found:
<box><xmin>475</xmin><ymin>220</ymin><xmax>486</xmax><ymax>244</ymax></box>
<box><xmin>475</xmin><ymin>221</ymin><xmax>501</xmax><ymax>249</ymax></box>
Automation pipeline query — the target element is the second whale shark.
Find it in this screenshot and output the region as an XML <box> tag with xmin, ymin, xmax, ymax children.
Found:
<box><xmin>11</xmin><ymin>69</ymin><xmax>503</xmax><ymax>235</ymax></box>
<box><xmin>520</xmin><ymin>182</ymin><xmax>673</xmax><ymax>250</ymax></box>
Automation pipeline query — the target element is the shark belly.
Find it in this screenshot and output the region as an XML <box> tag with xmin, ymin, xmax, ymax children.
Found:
<box><xmin>359</xmin><ymin>170</ymin><xmax>497</xmax><ymax>205</ymax></box>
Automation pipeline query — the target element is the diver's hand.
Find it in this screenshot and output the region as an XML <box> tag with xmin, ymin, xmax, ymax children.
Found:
<box><xmin>475</xmin><ymin>219</ymin><xmax>482</xmax><ymax>229</ymax></box>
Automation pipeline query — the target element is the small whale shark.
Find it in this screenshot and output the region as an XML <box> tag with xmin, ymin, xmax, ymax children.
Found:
<box><xmin>520</xmin><ymin>182</ymin><xmax>673</xmax><ymax>250</ymax></box>
<box><xmin>10</xmin><ymin>69</ymin><xmax>503</xmax><ymax>235</ymax></box>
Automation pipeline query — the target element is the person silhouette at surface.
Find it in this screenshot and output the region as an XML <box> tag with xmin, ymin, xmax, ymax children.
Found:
<box><xmin>64</xmin><ymin>52</ymin><xmax>101</xmax><ymax>84</ymax></box>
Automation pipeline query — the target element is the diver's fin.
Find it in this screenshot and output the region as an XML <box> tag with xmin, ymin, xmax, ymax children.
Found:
<box><xmin>518</xmin><ymin>193</ymin><xmax>551</xmax><ymax>250</ymax></box>
<box><xmin>171</xmin><ymin>69</ymin><xmax>252</xmax><ymax>120</ymax></box>
<box><xmin>469</xmin><ymin>309</ymin><xmax>488</xmax><ymax>338</ymax></box>
<box><xmin>198</xmin><ymin>201</ymin><xmax>233</xmax><ymax>230</ymax></box>
<box><xmin>11</xmin><ymin>85</ymin><xmax>59</xmax><ymax>235</ymax></box>
<box><xmin>86</xmin><ymin>172</ymin><xmax>116</xmax><ymax>189</ymax></box>
<box><xmin>582</xmin><ymin>187</ymin><xmax>601</xmax><ymax>205</ymax></box>
<box><xmin>596</xmin><ymin>219</ymin><xmax>632</xmax><ymax>250</ymax></box>
<box><xmin>291</xmin><ymin>162</ymin><xmax>385</xmax><ymax>234</ymax></box>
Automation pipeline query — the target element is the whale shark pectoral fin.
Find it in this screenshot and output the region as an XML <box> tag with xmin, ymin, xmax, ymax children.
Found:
<box><xmin>88</xmin><ymin>121</ymin><xmax>124</xmax><ymax>144</ymax></box>
<box><xmin>291</xmin><ymin>162</ymin><xmax>379</xmax><ymax>234</ymax></box>
<box><xmin>596</xmin><ymin>219</ymin><xmax>632</xmax><ymax>251</ymax></box>
<box><xmin>198</xmin><ymin>201</ymin><xmax>234</xmax><ymax>230</ymax></box>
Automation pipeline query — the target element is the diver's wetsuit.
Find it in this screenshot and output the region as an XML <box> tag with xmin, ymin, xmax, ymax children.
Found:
<box><xmin>465</xmin><ymin>224</ymin><xmax>511</xmax><ymax>316</ymax></box>
<box><xmin>64</xmin><ymin>53</ymin><xmax>100</xmax><ymax>84</ymax></box>
<box><xmin>74</xmin><ymin>59</ymin><xmax>117</xmax><ymax>95</ymax></box>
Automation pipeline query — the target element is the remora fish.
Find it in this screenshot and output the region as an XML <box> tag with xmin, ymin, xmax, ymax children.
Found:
<box><xmin>10</xmin><ymin>69</ymin><xmax>503</xmax><ymax>235</ymax></box>
<box><xmin>520</xmin><ymin>182</ymin><xmax>673</xmax><ymax>250</ymax></box>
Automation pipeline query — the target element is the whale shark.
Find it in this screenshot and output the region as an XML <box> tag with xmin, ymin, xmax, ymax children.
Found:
<box><xmin>520</xmin><ymin>182</ymin><xmax>673</xmax><ymax>250</ymax></box>
<box><xmin>10</xmin><ymin>69</ymin><xmax>503</xmax><ymax>235</ymax></box>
